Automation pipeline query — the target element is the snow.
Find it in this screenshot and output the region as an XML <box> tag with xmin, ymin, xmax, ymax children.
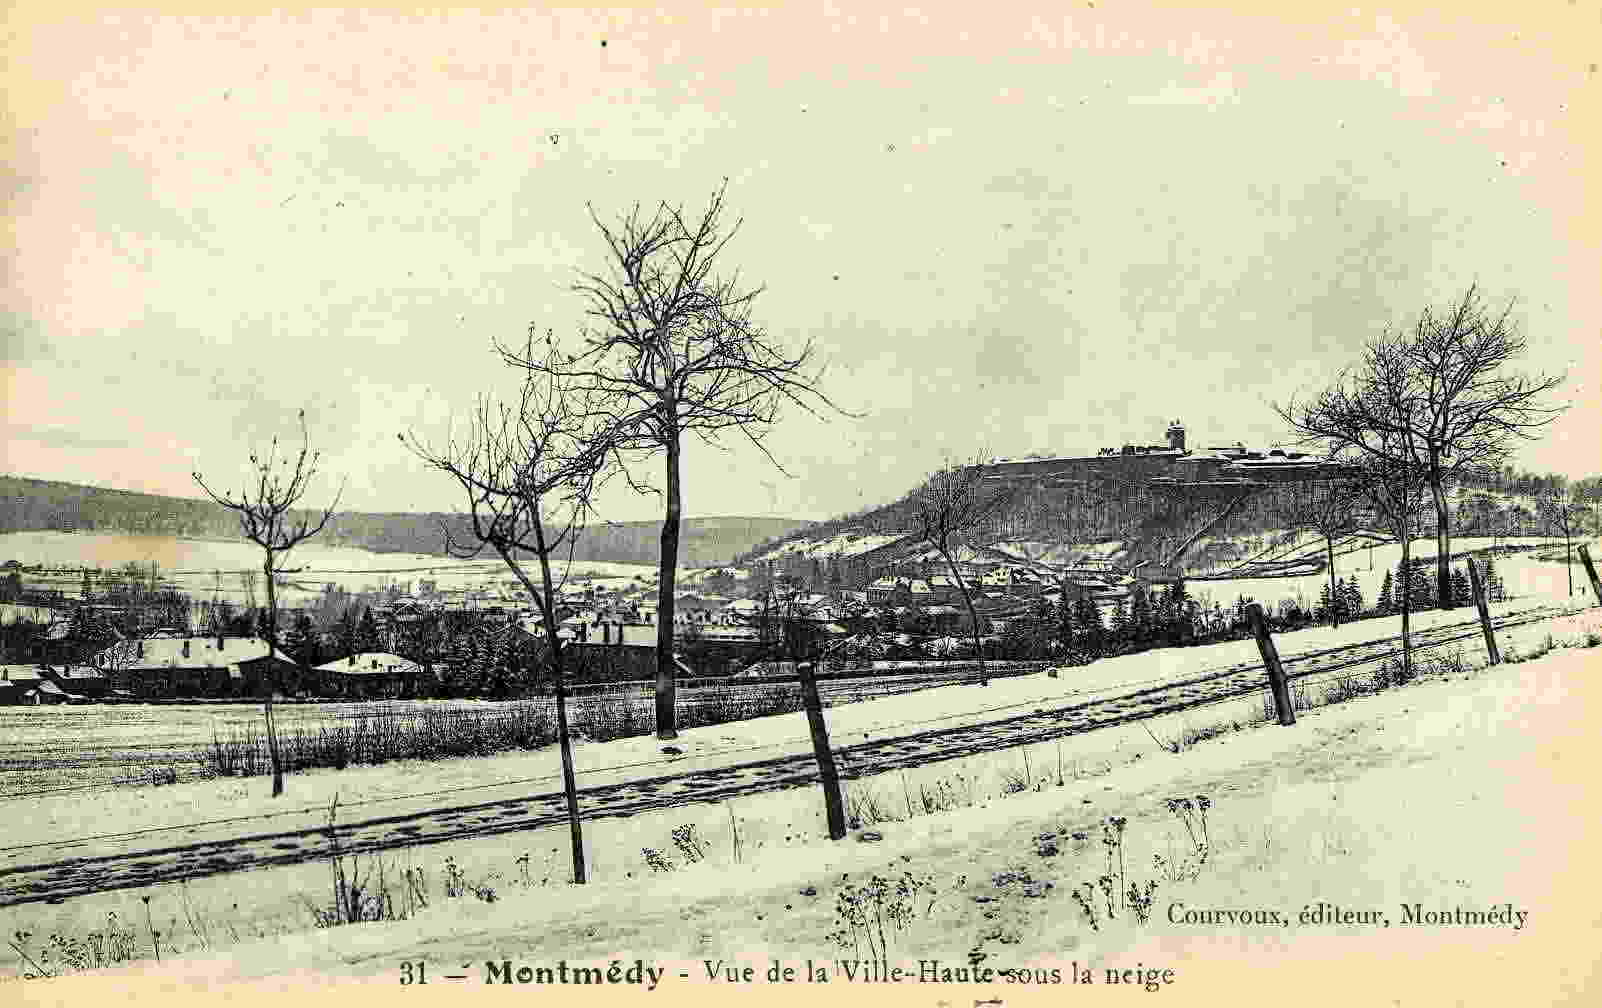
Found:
<box><xmin>4</xmin><ymin>593</ymin><xmax>1590</xmax><ymax>845</ymax></box>
<box><xmin>749</xmin><ymin>531</ymin><xmax>914</xmax><ymax>563</ymax></box>
<box><xmin>0</xmin><ymin>531</ymin><xmax>658</xmax><ymax>607</ymax></box>
<box><xmin>1188</xmin><ymin>534</ymin><xmax>1597</xmax><ymax>615</ymax></box>
<box><xmin>12</xmin><ymin>607</ymin><xmax>1600</xmax><ymax>1005</ymax></box>
<box><xmin>5</xmin><ymin>598</ymin><xmax>1600</xmax><ymax>999</ymax></box>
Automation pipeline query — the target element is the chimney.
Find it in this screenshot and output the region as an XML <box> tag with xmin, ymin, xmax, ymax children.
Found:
<box><xmin>1166</xmin><ymin>420</ymin><xmax>1186</xmax><ymax>451</ymax></box>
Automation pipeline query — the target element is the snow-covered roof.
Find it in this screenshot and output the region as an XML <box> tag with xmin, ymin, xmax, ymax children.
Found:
<box><xmin>314</xmin><ymin>652</ymin><xmax>419</xmax><ymax>676</ymax></box>
<box><xmin>97</xmin><ymin>636</ymin><xmax>294</xmax><ymax>670</ymax></box>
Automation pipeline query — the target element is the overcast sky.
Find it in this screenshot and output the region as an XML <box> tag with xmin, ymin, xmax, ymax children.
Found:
<box><xmin>5</xmin><ymin>3</ymin><xmax>1599</xmax><ymax>524</ymax></box>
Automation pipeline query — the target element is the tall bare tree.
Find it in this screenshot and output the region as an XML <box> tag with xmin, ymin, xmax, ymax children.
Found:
<box><xmin>1400</xmin><ymin>286</ymin><xmax>1565</xmax><ymax>607</ymax></box>
<box><xmin>1279</xmin><ymin>334</ymin><xmax>1429</xmax><ymax>675</ymax></box>
<box><xmin>403</xmin><ymin>341</ymin><xmax>610</xmax><ymax>884</ymax></box>
<box><xmin>503</xmin><ymin>182</ymin><xmax>850</xmax><ymax>739</ymax></box>
<box><xmin>914</xmin><ymin>461</ymin><xmax>1014</xmax><ymax>667</ymax></box>
<box><xmin>194</xmin><ymin>410</ymin><xmax>343</xmax><ymax>798</ymax></box>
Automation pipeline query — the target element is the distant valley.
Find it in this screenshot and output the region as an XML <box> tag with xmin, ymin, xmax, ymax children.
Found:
<box><xmin>0</xmin><ymin>475</ymin><xmax>812</xmax><ymax>569</ymax></box>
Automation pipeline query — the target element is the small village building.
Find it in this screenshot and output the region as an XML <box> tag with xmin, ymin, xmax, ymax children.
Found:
<box><xmin>314</xmin><ymin>652</ymin><xmax>428</xmax><ymax>699</ymax></box>
<box><xmin>721</xmin><ymin>598</ymin><xmax>765</xmax><ymax>623</ymax></box>
<box><xmin>0</xmin><ymin>665</ymin><xmax>46</xmax><ymax>705</ymax></box>
<box><xmin>43</xmin><ymin>664</ymin><xmax>110</xmax><ymax>699</ymax></box>
<box><xmin>925</xmin><ymin>575</ymin><xmax>963</xmax><ymax>603</ymax></box>
<box><xmin>913</xmin><ymin>604</ymin><xmax>967</xmax><ymax>634</ymax></box>
<box><xmin>866</xmin><ymin>577</ymin><xmax>909</xmax><ymax>605</ymax></box>
<box><xmin>95</xmin><ymin>636</ymin><xmax>301</xmax><ymax>699</ymax></box>
<box><xmin>672</xmin><ymin>594</ymin><xmax>728</xmax><ymax>625</ymax></box>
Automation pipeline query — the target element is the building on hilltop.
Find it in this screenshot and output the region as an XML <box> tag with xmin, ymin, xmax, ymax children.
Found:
<box><xmin>982</xmin><ymin>419</ymin><xmax>1351</xmax><ymax>488</ymax></box>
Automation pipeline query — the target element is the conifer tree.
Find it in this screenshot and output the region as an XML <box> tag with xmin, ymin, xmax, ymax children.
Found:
<box><xmin>284</xmin><ymin>613</ymin><xmax>318</xmax><ymax>670</ymax></box>
<box><xmin>355</xmin><ymin>607</ymin><xmax>382</xmax><ymax>655</ymax></box>
<box><xmin>1110</xmin><ymin>597</ymin><xmax>1130</xmax><ymax>643</ymax></box>
<box><xmin>1449</xmin><ymin>566</ymin><xmax>1471</xmax><ymax>607</ymax></box>
<box><xmin>1377</xmin><ymin>569</ymin><xmax>1394</xmax><ymax>614</ymax></box>
<box><xmin>1072</xmin><ymin>596</ymin><xmax>1104</xmax><ymax>656</ymax></box>
<box><xmin>1317</xmin><ymin>580</ymin><xmax>1334</xmax><ymax>622</ymax></box>
<box><xmin>335</xmin><ymin>608</ymin><xmax>358</xmax><ymax>658</ymax></box>
<box><xmin>1343</xmin><ymin>576</ymin><xmax>1365</xmax><ymax>618</ymax></box>
<box><xmin>1407</xmin><ymin>563</ymin><xmax>1434</xmax><ymax>609</ymax></box>
<box><xmin>1129</xmin><ymin>586</ymin><xmax>1152</xmax><ymax>643</ymax></box>
<box><xmin>1057</xmin><ymin>593</ymin><xmax>1075</xmax><ymax>650</ymax></box>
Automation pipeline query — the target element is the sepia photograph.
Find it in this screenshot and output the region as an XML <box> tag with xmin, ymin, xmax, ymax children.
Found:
<box><xmin>3</xmin><ymin>2</ymin><xmax>1600</xmax><ymax>1005</ymax></box>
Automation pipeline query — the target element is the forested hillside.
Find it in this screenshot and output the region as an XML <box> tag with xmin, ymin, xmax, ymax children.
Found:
<box><xmin>0</xmin><ymin>476</ymin><xmax>811</xmax><ymax>568</ymax></box>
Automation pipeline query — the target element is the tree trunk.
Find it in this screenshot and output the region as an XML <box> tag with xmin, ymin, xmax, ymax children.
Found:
<box><xmin>1325</xmin><ymin>537</ymin><xmax>1340</xmax><ymax>629</ymax></box>
<box><xmin>939</xmin><ymin>547</ymin><xmax>983</xmax><ymax>671</ymax></box>
<box><xmin>655</xmin><ymin>437</ymin><xmax>682</xmax><ymax>739</ymax></box>
<box><xmin>261</xmin><ymin>554</ymin><xmax>284</xmax><ymax>798</ymax></box>
<box><xmin>1431</xmin><ymin>480</ymin><xmax>1453</xmax><ymax>609</ymax></box>
<box><xmin>497</xmin><ymin>539</ymin><xmax>586</xmax><ymax>885</ymax></box>
<box><xmin>1398</xmin><ymin>531</ymin><xmax>1412</xmax><ymax>680</ymax></box>
<box><xmin>1565</xmin><ymin>526</ymin><xmax>1574</xmax><ymax>597</ymax></box>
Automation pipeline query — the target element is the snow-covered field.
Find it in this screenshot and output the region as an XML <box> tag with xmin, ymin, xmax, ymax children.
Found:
<box><xmin>4</xmin><ymin>599</ymin><xmax>1599</xmax><ymax>1004</ymax></box>
<box><xmin>0</xmin><ymin>530</ymin><xmax>658</xmax><ymax>605</ymax></box>
<box><xmin>1188</xmin><ymin>534</ymin><xmax>1597</xmax><ymax>615</ymax></box>
<box><xmin>4</xmin><ymin>593</ymin><xmax>1585</xmax><ymax>849</ymax></box>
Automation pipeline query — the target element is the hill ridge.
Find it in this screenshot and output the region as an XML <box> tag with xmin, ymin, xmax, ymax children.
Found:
<box><xmin>0</xmin><ymin>475</ymin><xmax>812</xmax><ymax>568</ymax></box>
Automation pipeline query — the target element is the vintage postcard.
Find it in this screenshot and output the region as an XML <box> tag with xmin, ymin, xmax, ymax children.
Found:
<box><xmin>3</xmin><ymin>2</ymin><xmax>1599</xmax><ymax>1006</ymax></box>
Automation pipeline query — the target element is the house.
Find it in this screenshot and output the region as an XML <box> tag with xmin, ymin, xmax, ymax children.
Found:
<box><xmin>95</xmin><ymin>636</ymin><xmax>301</xmax><ymax>699</ymax></box>
<box><xmin>673</xmin><ymin>594</ymin><xmax>728</xmax><ymax>625</ymax></box>
<box><xmin>866</xmin><ymin>577</ymin><xmax>909</xmax><ymax>605</ymax></box>
<box><xmin>0</xmin><ymin>665</ymin><xmax>45</xmax><ymax>705</ymax></box>
<box><xmin>721</xmin><ymin>598</ymin><xmax>766</xmax><ymax>624</ymax></box>
<box><xmin>41</xmin><ymin>664</ymin><xmax>110</xmax><ymax>700</ymax></box>
<box><xmin>314</xmin><ymin>653</ymin><xmax>428</xmax><ymax>699</ymax></box>
<box><xmin>912</xmin><ymin>604</ymin><xmax>967</xmax><ymax>635</ymax></box>
<box><xmin>925</xmin><ymin>575</ymin><xmax>963</xmax><ymax>603</ymax></box>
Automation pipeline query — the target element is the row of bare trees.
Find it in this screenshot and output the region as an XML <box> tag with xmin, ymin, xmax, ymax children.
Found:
<box><xmin>1277</xmin><ymin>285</ymin><xmax>1567</xmax><ymax>674</ymax></box>
<box><xmin>192</xmin><ymin>185</ymin><xmax>848</xmax><ymax>885</ymax></box>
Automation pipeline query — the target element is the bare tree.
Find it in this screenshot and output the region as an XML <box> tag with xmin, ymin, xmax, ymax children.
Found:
<box><xmin>1400</xmin><ymin>286</ymin><xmax>1566</xmax><ymax>608</ymax></box>
<box><xmin>194</xmin><ymin>410</ymin><xmax>343</xmax><ymax>797</ymax></box>
<box><xmin>913</xmin><ymin>461</ymin><xmax>1014</xmax><ymax>668</ymax></box>
<box><xmin>503</xmin><ymin>182</ymin><xmax>851</xmax><ymax>739</ymax></box>
<box><xmin>403</xmin><ymin>341</ymin><xmax>610</xmax><ymax>884</ymax></box>
<box><xmin>1284</xmin><ymin>477</ymin><xmax>1366</xmax><ymax>627</ymax></box>
<box><xmin>1537</xmin><ymin>491</ymin><xmax>1579</xmax><ymax>597</ymax></box>
<box><xmin>1278</xmin><ymin>334</ymin><xmax>1429</xmax><ymax>676</ymax></box>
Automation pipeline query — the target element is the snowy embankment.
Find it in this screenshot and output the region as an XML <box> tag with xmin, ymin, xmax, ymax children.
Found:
<box><xmin>1190</xmin><ymin>534</ymin><xmax>1596</xmax><ymax>615</ymax></box>
<box><xmin>4</xmin><ymin>594</ymin><xmax>1582</xmax><ymax>855</ymax></box>
<box><xmin>5</xmin><ymin>602</ymin><xmax>1599</xmax><ymax>1004</ymax></box>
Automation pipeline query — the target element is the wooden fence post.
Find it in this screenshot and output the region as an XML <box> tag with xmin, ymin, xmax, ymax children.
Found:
<box><xmin>1579</xmin><ymin>545</ymin><xmax>1602</xmax><ymax>606</ymax></box>
<box><xmin>797</xmin><ymin>659</ymin><xmax>848</xmax><ymax>839</ymax></box>
<box><xmin>1246</xmin><ymin>603</ymin><xmax>1295</xmax><ymax>726</ymax></box>
<box><xmin>1465</xmin><ymin>557</ymin><xmax>1501</xmax><ymax>666</ymax></box>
